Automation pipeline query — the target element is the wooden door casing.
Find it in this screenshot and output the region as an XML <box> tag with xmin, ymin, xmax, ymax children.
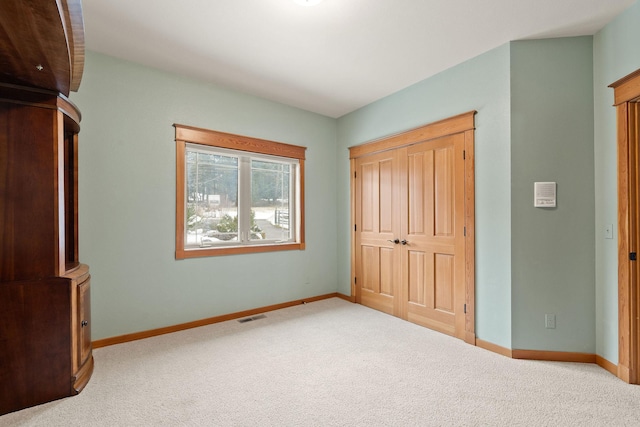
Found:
<box><xmin>631</xmin><ymin>101</ymin><xmax>640</xmax><ymax>384</ymax></box>
<box><xmin>610</xmin><ymin>69</ymin><xmax>640</xmax><ymax>384</ymax></box>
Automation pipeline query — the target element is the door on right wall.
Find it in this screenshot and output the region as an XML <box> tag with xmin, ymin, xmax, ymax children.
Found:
<box><xmin>610</xmin><ymin>69</ymin><xmax>640</xmax><ymax>384</ymax></box>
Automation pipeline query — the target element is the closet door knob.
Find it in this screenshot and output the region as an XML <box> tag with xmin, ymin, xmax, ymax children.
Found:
<box><xmin>81</xmin><ymin>320</ymin><xmax>88</xmax><ymax>327</ymax></box>
<box><xmin>400</xmin><ymin>240</ymin><xmax>408</xmax><ymax>245</ymax></box>
<box><xmin>387</xmin><ymin>239</ymin><xmax>400</xmax><ymax>244</ymax></box>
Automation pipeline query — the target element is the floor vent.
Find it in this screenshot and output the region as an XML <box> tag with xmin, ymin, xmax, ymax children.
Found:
<box><xmin>238</xmin><ymin>314</ymin><xmax>267</xmax><ymax>323</ymax></box>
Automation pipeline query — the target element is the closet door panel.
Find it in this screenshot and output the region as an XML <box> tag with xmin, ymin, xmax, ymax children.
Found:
<box><xmin>379</xmin><ymin>159</ymin><xmax>394</xmax><ymax>233</ymax></box>
<box><xmin>360</xmin><ymin>245</ymin><xmax>379</xmax><ymax>293</ymax></box>
<box><xmin>379</xmin><ymin>247</ymin><xmax>395</xmax><ymax>296</ymax></box>
<box><xmin>403</xmin><ymin>134</ymin><xmax>465</xmax><ymax>337</ymax></box>
<box><xmin>360</xmin><ymin>163</ymin><xmax>376</xmax><ymax>232</ymax></box>
<box><xmin>434</xmin><ymin>146</ymin><xmax>454</xmax><ymax>237</ymax></box>
<box><xmin>407</xmin><ymin>250</ymin><xmax>429</xmax><ymax>306</ymax></box>
<box><xmin>355</xmin><ymin>151</ymin><xmax>401</xmax><ymax>316</ymax></box>
<box><xmin>408</xmin><ymin>150</ymin><xmax>433</xmax><ymax>236</ymax></box>
<box><xmin>434</xmin><ymin>253</ymin><xmax>454</xmax><ymax>312</ymax></box>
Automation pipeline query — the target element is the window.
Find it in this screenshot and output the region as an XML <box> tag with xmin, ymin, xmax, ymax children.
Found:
<box><xmin>174</xmin><ymin>124</ymin><xmax>306</xmax><ymax>258</ymax></box>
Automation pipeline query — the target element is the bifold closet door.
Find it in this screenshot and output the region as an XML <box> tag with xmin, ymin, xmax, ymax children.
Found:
<box><xmin>401</xmin><ymin>134</ymin><xmax>466</xmax><ymax>339</ymax></box>
<box><xmin>354</xmin><ymin>150</ymin><xmax>402</xmax><ymax>317</ymax></box>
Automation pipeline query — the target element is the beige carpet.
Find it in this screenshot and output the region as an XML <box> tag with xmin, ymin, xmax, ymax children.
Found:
<box><xmin>2</xmin><ymin>298</ymin><xmax>639</xmax><ymax>426</ymax></box>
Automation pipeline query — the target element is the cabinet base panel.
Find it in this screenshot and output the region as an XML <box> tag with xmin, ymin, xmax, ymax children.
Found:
<box><xmin>73</xmin><ymin>355</ymin><xmax>94</xmax><ymax>394</ymax></box>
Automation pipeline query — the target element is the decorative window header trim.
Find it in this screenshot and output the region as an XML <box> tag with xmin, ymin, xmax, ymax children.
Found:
<box><xmin>174</xmin><ymin>124</ymin><xmax>306</xmax><ymax>160</ymax></box>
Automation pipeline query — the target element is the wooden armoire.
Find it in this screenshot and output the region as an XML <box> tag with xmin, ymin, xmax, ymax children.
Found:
<box><xmin>0</xmin><ymin>0</ymin><xmax>93</xmax><ymax>415</ymax></box>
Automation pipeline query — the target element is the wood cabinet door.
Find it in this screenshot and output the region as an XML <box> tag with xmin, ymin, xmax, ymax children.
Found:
<box><xmin>401</xmin><ymin>134</ymin><xmax>466</xmax><ymax>339</ymax></box>
<box><xmin>354</xmin><ymin>150</ymin><xmax>402</xmax><ymax>317</ymax></box>
<box><xmin>77</xmin><ymin>278</ymin><xmax>91</xmax><ymax>367</ymax></box>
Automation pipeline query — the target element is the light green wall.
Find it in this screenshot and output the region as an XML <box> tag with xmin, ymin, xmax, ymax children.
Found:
<box><xmin>594</xmin><ymin>1</ymin><xmax>640</xmax><ymax>364</ymax></box>
<box><xmin>70</xmin><ymin>2</ymin><xmax>639</xmax><ymax>354</ymax></box>
<box><xmin>510</xmin><ymin>38</ymin><xmax>595</xmax><ymax>352</ymax></box>
<box><xmin>336</xmin><ymin>44</ymin><xmax>513</xmax><ymax>348</ymax></box>
<box><xmin>70</xmin><ymin>52</ymin><xmax>338</xmax><ymax>340</ymax></box>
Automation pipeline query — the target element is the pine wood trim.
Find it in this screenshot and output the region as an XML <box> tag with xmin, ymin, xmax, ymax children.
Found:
<box><xmin>512</xmin><ymin>350</ymin><xmax>596</xmax><ymax>363</ymax></box>
<box><xmin>596</xmin><ymin>355</ymin><xmax>619</xmax><ymax>377</ymax></box>
<box><xmin>467</xmin><ymin>339</ymin><xmax>621</xmax><ymax>378</ymax></box>
<box><xmin>464</xmin><ymin>129</ymin><xmax>476</xmax><ymax>345</ymax></box>
<box><xmin>93</xmin><ymin>293</ymin><xmax>340</xmax><ymax>349</ymax></box>
<box><xmin>610</xmin><ymin>68</ymin><xmax>640</xmax><ymax>106</ymax></box>
<box><xmin>476</xmin><ymin>339</ymin><xmax>512</xmax><ymax>358</ymax></box>
<box><xmin>618</xmin><ymin>364</ymin><xmax>631</xmax><ymax>383</ymax></box>
<box><xmin>174</xmin><ymin>124</ymin><xmax>306</xmax><ymax>160</ymax></box>
<box><xmin>629</xmin><ymin>102</ymin><xmax>640</xmax><ymax>385</ymax></box>
<box><xmin>627</xmin><ymin>102</ymin><xmax>640</xmax><ymax>384</ymax></box>
<box><xmin>337</xmin><ymin>293</ymin><xmax>355</xmax><ymax>303</ymax></box>
<box><xmin>350</xmin><ymin>158</ymin><xmax>357</xmax><ymax>299</ymax></box>
<box><xmin>617</xmin><ymin>101</ymin><xmax>632</xmax><ymax>381</ymax></box>
<box><xmin>611</xmin><ymin>68</ymin><xmax>640</xmax><ymax>384</ymax></box>
<box><xmin>175</xmin><ymin>140</ymin><xmax>186</xmax><ymax>258</ymax></box>
<box><xmin>299</xmin><ymin>159</ymin><xmax>306</xmax><ymax>248</ymax></box>
<box><xmin>178</xmin><ymin>243</ymin><xmax>304</xmax><ymax>258</ymax></box>
<box><xmin>348</xmin><ymin>111</ymin><xmax>476</xmax><ymax>159</ymax></box>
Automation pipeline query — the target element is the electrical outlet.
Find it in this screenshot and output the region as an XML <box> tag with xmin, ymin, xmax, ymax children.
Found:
<box><xmin>545</xmin><ymin>314</ymin><xmax>556</xmax><ymax>329</ymax></box>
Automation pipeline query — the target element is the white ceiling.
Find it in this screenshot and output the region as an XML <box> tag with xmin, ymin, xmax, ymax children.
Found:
<box><xmin>81</xmin><ymin>0</ymin><xmax>635</xmax><ymax>118</ymax></box>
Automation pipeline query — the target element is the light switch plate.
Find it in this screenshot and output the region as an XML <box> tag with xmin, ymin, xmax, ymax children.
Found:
<box><xmin>605</xmin><ymin>224</ymin><xmax>613</xmax><ymax>239</ymax></box>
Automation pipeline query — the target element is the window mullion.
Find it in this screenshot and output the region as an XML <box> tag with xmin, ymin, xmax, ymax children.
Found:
<box><xmin>290</xmin><ymin>164</ymin><xmax>297</xmax><ymax>241</ymax></box>
<box><xmin>239</xmin><ymin>156</ymin><xmax>252</xmax><ymax>244</ymax></box>
<box><xmin>194</xmin><ymin>153</ymin><xmax>200</xmax><ymax>244</ymax></box>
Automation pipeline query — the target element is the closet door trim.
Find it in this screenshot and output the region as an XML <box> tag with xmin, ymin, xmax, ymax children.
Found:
<box><xmin>349</xmin><ymin>111</ymin><xmax>475</xmax><ymax>159</ymax></box>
